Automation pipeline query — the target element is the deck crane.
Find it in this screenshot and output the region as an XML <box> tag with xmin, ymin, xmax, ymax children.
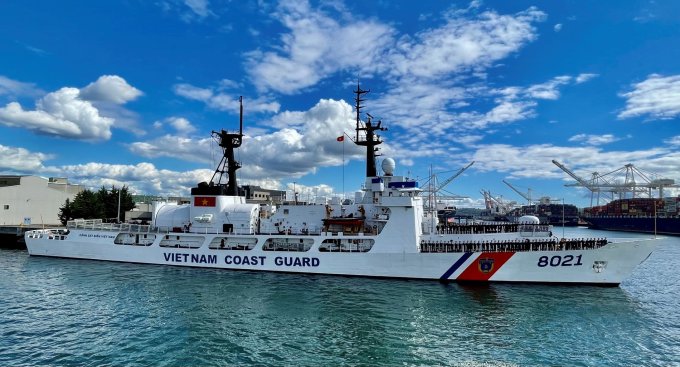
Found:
<box><xmin>502</xmin><ymin>180</ymin><xmax>534</xmax><ymax>205</ymax></box>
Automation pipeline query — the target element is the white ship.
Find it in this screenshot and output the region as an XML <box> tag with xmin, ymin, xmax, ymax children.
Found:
<box><xmin>25</xmin><ymin>88</ymin><xmax>656</xmax><ymax>285</ymax></box>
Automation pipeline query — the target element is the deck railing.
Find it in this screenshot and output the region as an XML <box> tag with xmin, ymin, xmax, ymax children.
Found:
<box><xmin>67</xmin><ymin>219</ymin><xmax>151</xmax><ymax>233</ymax></box>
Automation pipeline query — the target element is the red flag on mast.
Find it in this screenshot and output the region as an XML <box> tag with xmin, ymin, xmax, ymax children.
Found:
<box><xmin>337</xmin><ymin>135</ymin><xmax>344</xmax><ymax>142</ymax></box>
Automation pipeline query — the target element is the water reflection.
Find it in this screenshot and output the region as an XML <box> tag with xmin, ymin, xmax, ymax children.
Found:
<box><xmin>2</xmin><ymin>240</ymin><xmax>679</xmax><ymax>366</ymax></box>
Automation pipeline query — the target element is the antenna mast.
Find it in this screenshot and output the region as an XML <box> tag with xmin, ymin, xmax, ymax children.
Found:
<box><xmin>354</xmin><ymin>82</ymin><xmax>386</xmax><ymax>177</ymax></box>
<box><xmin>210</xmin><ymin>96</ymin><xmax>244</xmax><ymax>195</ymax></box>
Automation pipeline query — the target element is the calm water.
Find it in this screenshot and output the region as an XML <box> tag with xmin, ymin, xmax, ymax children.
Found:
<box><xmin>1</xmin><ymin>228</ymin><xmax>678</xmax><ymax>367</ymax></box>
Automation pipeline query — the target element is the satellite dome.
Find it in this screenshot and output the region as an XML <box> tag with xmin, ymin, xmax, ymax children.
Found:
<box><xmin>382</xmin><ymin>158</ymin><xmax>395</xmax><ymax>176</ymax></box>
<box><xmin>518</xmin><ymin>215</ymin><xmax>540</xmax><ymax>224</ymax></box>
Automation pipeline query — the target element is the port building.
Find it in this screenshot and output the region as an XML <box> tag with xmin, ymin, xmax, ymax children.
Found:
<box><xmin>0</xmin><ymin>176</ymin><xmax>84</xmax><ymax>225</ymax></box>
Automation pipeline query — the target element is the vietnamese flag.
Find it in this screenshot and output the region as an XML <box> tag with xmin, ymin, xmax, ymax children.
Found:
<box><xmin>194</xmin><ymin>196</ymin><xmax>216</xmax><ymax>207</ymax></box>
<box><xmin>337</xmin><ymin>135</ymin><xmax>344</xmax><ymax>142</ymax></box>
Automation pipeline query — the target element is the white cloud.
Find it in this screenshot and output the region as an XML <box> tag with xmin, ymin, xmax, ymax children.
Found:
<box><xmin>167</xmin><ymin>117</ymin><xmax>196</xmax><ymax>134</ymax></box>
<box><xmin>471</xmin><ymin>143</ymin><xmax>680</xmax><ymax>184</ymax></box>
<box><xmin>369</xmin><ymin>82</ymin><xmax>469</xmax><ymax>131</ymax></box>
<box><xmin>80</xmin><ymin>75</ymin><xmax>143</xmax><ymax>104</ymax></box>
<box><xmin>575</xmin><ymin>73</ymin><xmax>598</xmax><ymax>84</ymax></box>
<box><xmin>618</xmin><ymin>74</ymin><xmax>680</xmax><ymax>120</ymax></box>
<box><xmin>0</xmin><ymin>144</ymin><xmax>50</xmax><ymax>172</ymax></box>
<box><xmin>190</xmin><ymin>2</ymin><xmax>557</xmax><ymax>162</ymax></box>
<box><xmin>568</xmin><ymin>134</ymin><xmax>620</xmax><ymax>146</ymax></box>
<box><xmin>400</xmin><ymin>158</ymin><xmax>415</xmax><ymax>167</ymax></box>
<box><xmin>525</xmin><ymin>76</ymin><xmax>571</xmax><ymax>100</ymax></box>
<box><xmin>554</xmin><ymin>23</ymin><xmax>563</xmax><ymax>32</ymax></box>
<box><xmin>78</xmin><ymin>75</ymin><xmax>144</xmax><ymax>136</ymax></box>
<box><xmin>246</xmin><ymin>3</ymin><xmax>546</xmax><ymax>95</ymax></box>
<box><xmin>239</xmin><ymin>98</ymin><xmax>378</xmax><ymax>178</ymax></box>
<box><xmin>184</xmin><ymin>0</ymin><xmax>211</xmax><ymax>18</ymax></box>
<box><xmin>0</xmin><ymin>141</ymin><xmax>387</xmax><ymax>197</ymax></box>
<box><xmin>452</xmin><ymin>134</ymin><xmax>483</xmax><ymax>146</ymax></box>
<box><xmin>248</xmin><ymin>27</ymin><xmax>260</xmax><ymax>37</ymax></box>
<box><xmin>452</xmin><ymin>197</ymin><xmax>487</xmax><ymax>209</ymax></box>
<box><xmin>173</xmin><ymin>83</ymin><xmax>212</xmax><ymax>101</ymax></box>
<box><xmin>664</xmin><ymin>135</ymin><xmax>680</xmax><ymax>147</ymax></box>
<box><xmin>370</xmin><ymin>73</ymin><xmax>588</xmax><ymax>146</ymax></box>
<box><xmin>481</xmin><ymin>100</ymin><xmax>537</xmax><ymax>125</ymax></box>
<box><xmin>245</xmin><ymin>0</ymin><xmax>395</xmax><ymax>94</ymax></box>
<box><xmin>0</xmin><ymin>75</ymin><xmax>142</xmax><ymax>140</ymax></box>
<box><xmin>217</xmin><ymin>79</ymin><xmax>241</xmax><ymax>90</ymax></box>
<box><xmin>138</xmin><ymin>117</ymin><xmax>198</xmax><ymax>138</ymax></box>
<box><xmin>0</xmin><ymin>75</ymin><xmax>44</xmax><ymax>98</ymax></box>
<box><xmin>129</xmin><ymin>98</ymin><xmax>363</xmax><ymax>181</ymax></box>
<box><xmin>268</xmin><ymin>110</ymin><xmax>307</xmax><ymax>129</ymax></box>
<box><xmin>24</xmin><ymin>44</ymin><xmax>48</xmax><ymax>56</ymax></box>
<box><xmin>0</xmin><ymin>88</ymin><xmax>114</xmax><ymax>140</ymax></box>
<box><xmin>53</xmin><ymin>162</ymin><xmax>215</xmax><ymax>197</ymax></box>
<box><xmin>173</xmin><ymin>83</ymin><xmax>280</xmax><ymax>114</ymax></box>
<box><xmin>128</xmin><ymin>135</ymin><xmax>212</xmax><ymax>163</ymax></box>
<box><xmin>284</xmin><ymin>182</ymin><xmax>336</xmax><ymax>202</ymax></box>
<box><xmin>157</xmin><ymin>0</ymin><xmax>213</xmax><ymax>23</ymax></box>
<box><xmin>8</xmin><ymin>142</ymin><xmax>677</xmax><ymax>201</ymax></box>
<box><xmin>385</xmin><ymin>7</ymin><xmax>546</xmax><ymax>81</ymax></box>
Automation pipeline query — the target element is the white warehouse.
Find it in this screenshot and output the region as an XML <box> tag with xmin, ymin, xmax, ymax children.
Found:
<box><xmin>0</xmin><ymin>176</ymin><xmax>84</xmax><ymax>226</ymax></box>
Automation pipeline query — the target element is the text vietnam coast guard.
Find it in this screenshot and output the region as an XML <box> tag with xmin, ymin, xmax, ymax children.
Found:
<box><xmin>163</xmin><ymin>253</ymin><xmax>320</xmax><ymax>267</ymax></box>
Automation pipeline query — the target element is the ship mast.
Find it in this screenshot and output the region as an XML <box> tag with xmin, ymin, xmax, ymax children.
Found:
<box><xmin>353</xmin><ymin>83</ymin><xmax>387</xmax><ymax>177</ymax></box>
<box><xmin>210</xmin><ymin>96</ymin><xmax>244</xmax><ymax>195</ymax></box>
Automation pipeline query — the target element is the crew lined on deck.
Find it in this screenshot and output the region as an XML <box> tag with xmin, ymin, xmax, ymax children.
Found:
<box><xmin>434</xmin><ymin>223</ymin><xmax>554</xmax><ymax>234</ymax></box>
<box><xmin>419</xmin><ymin>237</ymin><xmax>609</xmax><ymax>253</ymax></box>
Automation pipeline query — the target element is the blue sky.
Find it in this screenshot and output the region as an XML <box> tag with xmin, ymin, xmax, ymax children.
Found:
<box><xmin>1</xmin><ymin>0</ymin><xmax>679</xmax><ymax>208</ymax></box>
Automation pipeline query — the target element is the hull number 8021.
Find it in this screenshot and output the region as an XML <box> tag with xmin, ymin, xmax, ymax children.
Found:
<box><xmin>537</xmin><ymin>254</ymin><xmax>583</xmax><ymax>267</ymax></box>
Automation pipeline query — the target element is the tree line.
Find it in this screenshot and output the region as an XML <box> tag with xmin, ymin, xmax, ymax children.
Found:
<box><xmin>58</xmin><ymin>186</ymin><xmax>136</xmax><ymax>225</ymax></box>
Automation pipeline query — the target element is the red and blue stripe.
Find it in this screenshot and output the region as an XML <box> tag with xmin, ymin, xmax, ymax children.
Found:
<box><xmin>440</xmin><ymin>252</ymin><xmax>516</xmax><ymax>281</ymax></box>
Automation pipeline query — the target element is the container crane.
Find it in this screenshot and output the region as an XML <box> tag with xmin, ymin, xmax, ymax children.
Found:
<box><xmin>480</xmin><ymin>189</ymin><xmax>516</xmax><ymax>216</ymax></box>
<box><xmin>595</xmin><ymin>163</ymin><xmax>678</xmax><ymax>199</ymax></box>
<box><xmin>502</xmin><ymin>180</ymin><xmax>534</xmax><ymax>205</ymax></box>
<box><xmin>421</xmin><ymin>161</ymin><xmax>475</xmax><ymax>194</ymax></box>
<box><xmin>552</xmin><ymin>160</ymin><xmax>679</xmax><ymax>205</ymax></box>
<box><xmin>421</xmin><ymin>162</ymin><xmax>474</xmax><ymax>216</ymax></box>
<box><xmin>552</xmin><ymin>160</ymin><xmax>603</xmax><ymax>206</ymax></box>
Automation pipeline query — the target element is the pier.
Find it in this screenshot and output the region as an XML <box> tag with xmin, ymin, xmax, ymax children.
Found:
<box><xmin>0</xmin><ymin>225</ymin><xmax>60</xmax><ymax>249</ymax></box>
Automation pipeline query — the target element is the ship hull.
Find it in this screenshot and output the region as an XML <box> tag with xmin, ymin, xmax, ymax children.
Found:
<box><xmin>26</xmin><ymin>229</ymin><xmax>655</xmax><ymax>285</ymax></box>
<box><xmin>584</xmin><ymin>216</ymin><xmax>680</xmax><ymax>236</ymax></box>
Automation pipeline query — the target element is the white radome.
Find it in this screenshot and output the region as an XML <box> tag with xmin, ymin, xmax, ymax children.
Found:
<box><xmin>382</xmin><ymin>158</ymin><xmax>395</xmax><ymax>175</ymax></box>
<box><xmin>518</xmin><ymin>215</ymin><xmax>541</xmax><ymax>224</ymax></box>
